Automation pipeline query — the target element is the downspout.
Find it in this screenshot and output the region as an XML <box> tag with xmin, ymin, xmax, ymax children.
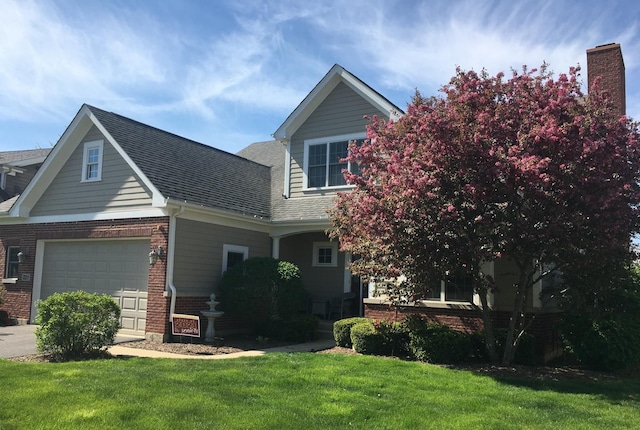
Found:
<box><xmin>167</xmin><ymin>205</ymin><xmax>186</xmax><ymax>321</ymax></box>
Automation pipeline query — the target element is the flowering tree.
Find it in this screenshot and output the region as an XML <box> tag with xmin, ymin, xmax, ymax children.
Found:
<box><xmin>328</xmin><ymin>65</ymin><xmax>640</xmax><ymax>364</ymax></box>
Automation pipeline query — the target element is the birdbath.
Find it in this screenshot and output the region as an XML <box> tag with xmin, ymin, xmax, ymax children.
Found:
<box><xmin>201</xmin><ymin>293</ymin><xmax>224</xmax><ymax>344</ymax></box>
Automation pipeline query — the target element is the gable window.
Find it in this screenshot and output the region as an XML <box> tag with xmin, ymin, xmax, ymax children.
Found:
<box><xmin>222</xmin><ymin>244</ymin><xmax>249</xmax><ymax>274</ymax></box>
<box><xmin>313</xmin><ymin>242</ymin><xmax>338</xmax><ymax>267</ymax></box>
<box><xmin>5</xmin><ymin>246</ymin><xmax>20</xmax><ymax>279</ymax></box>
<box><xmin>303</xmin><ymin>133</ymin><xmax>364</xmax><ymax>189</ymax></box>
<box><xmin>81</xmin><ymin>140</ymin><xmax>104</xmax><ymax>182</ymax></box>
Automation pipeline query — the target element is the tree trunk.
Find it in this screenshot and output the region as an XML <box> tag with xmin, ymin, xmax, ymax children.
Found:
<box><xmin>478</xmin><ymin>286</ymin><xmax>498</xmax><ymax>363</ymax></box>
<box><xmin>502</xmin><ymin>260</ymin><xmax>532</xmax><ymax>365</ymax></box>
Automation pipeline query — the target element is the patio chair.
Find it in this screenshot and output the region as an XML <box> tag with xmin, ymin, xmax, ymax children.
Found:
<box><xmin>329</xmin><ymin>292</ymin><xmax>356</xmax><ymax>320</ymax></box>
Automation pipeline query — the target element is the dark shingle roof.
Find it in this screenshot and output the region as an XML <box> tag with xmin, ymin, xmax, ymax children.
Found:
<box><xmin>87</xmin><ymin>105</ymin><xmax>271</xmax><ymax>219</ymax></box>
<box><xmin>0</xmin><ymin>149</ymin><xmax>51</xmax><ymax>165</ymax></box>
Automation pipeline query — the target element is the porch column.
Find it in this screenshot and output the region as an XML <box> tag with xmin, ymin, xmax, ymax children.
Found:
<box><xmin>272</xmin><ymin>236</ymin><xmax>281</xmax><ymax>259</ymax></box>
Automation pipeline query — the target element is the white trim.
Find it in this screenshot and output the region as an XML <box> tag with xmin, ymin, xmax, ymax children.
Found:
<box><xmin>302</xmin><ymin>132</ymin><xmax>365</xmax><ymax>190</ymax></box>
<box><xmin>222</xmin><ymin>244</ymin><xmax>249</xmax><ymax>274</ymax></box>
<box><xmin>81</xmin><ymin>139</ymin><xmax>104</xmax><ymax>182</ymax></box>
<box><xmin>312</xmin><ymin>241</ymin><xmax>338</xmax><ymax>267</ymax></box>
<box><xmin>283</xmin><ymin>141</ymin><xmax>291</xmax><ymax>199</ymax></box>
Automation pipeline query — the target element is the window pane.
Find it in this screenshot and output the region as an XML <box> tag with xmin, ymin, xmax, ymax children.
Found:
<box><xmin>328</xmin><ymin>141</ymin><xmax>348</xmax><ymax>186</ymax></box>
<box><xmin>86</xmin><ymin>163</ymin><xmax>98</xmax><ymax>179</ymax></box>
<box><xmin>318</xmin><ymin>247</ymin><xmax>333</xmax><ymax>264</ymax></box>
<box><xmin>445</xmin><ymin>275</ymin><xmax>474</xmax><ymax>302</ymax></box>
<box><xmin>423</xmin><ymin>280</ymin><xmax>442</xmax><ymax>300</ymax></box>
<box><xmin>226</xmin><ymin>252</ymin><xmax>245</xmax><ymax>270</ymax></box>
<box><xmin>308</xmin><ymin>144</ymin><xmax>327</xmax><ymax>167</ymax></box>
<box><xmin>308</xmin><ymin>166</ymin><xmax>326</xmax><ymax>188</ymax></box>
<box><xmin>6</xmin><ymin>247</ymin><xmax>19</xmax><ymax>278</ymax></box>
<box><xmin>87</xmin><ymin>148</ymin><xmax>99</xmax><ymax>164</ymax></box>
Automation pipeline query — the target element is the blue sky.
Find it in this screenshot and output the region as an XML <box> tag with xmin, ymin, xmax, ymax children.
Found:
<box><xmin>2</xmin><ymin>0</ymin><xmax>640</xmax><ymax>153</ymax></box>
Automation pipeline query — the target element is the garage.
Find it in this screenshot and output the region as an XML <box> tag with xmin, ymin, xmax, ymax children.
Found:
<box><xmin>39</xmin><ymin>239</ymin><xmax>149</xmax><ymax>335</ymax></box>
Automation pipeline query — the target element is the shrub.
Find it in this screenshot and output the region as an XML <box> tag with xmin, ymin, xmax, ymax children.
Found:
<box><xmin>350</xmin><ymin>321</ymin><xmax>384</xmax><ymax>355</ymax></box>
<box><xmin>350</xmin><ymin>320</ymin><xmax>408</xmax><ymax>356</ymax></box>
<box><xmin>333</xmin><ymin>317</ymin><xmax>369</xmax><ymax>347</ymax></box>
<box><xmin>561</xmin><ymin>314</ymin><xmax>640</xmax><ymax>371</ymax></box>
<box><xmin>402</xmin><ymin>316</ymin><xmax>470</xmax><ymax>364</ymax></box>
<box><xmin>35</xmin><ymin>291</ymin><xmax>121</xmax><ymax>360</ymax></box>
<box><xmin>219</xmin><ymin>257</ymin><xmax>306</xmax><ymax>334</ymax></box>
<box><xmin>268</xmin><ymin>315</ymin><xmax>318</xmax><ymax>342</ymax></box>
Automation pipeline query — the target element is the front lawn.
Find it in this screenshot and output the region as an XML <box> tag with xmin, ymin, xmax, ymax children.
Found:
<box><xmin>1</xmin><ymin>353</ymin><xmax>638</xmax><ymax>429</ymax></box>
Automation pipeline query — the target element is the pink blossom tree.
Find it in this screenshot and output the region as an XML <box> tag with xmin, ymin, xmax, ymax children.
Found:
<box><xmin>328</xmin><ymin>65</ymin><xmax>640</xmax><ymax>364</ymax></box>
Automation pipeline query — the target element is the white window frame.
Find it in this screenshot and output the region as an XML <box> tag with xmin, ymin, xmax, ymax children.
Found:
<box><xmin>222</xmin><ymin>244</ymin><xmax>249</xmax><ymax>274</ymax></box>
<box><xmin>312</xmin><ymin>242</ymin><xmax>338</xmax><ymax>267</ymax></box>
<box><xmin>302</xmin><ymin>133</ymin><xmax>364</xmax><ymax>190</ymax></box>
<box><xmin>81</xmin><ymin>140</ymin><xmax>104</xmax><ymax>182</ymax></box>
<box><xmin>4</xmin><ymin>246</ymin><xmax>20</xmax><ymax>280</ymax></box>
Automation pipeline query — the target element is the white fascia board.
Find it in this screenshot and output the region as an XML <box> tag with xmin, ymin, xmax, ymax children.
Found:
<box><xmin>165</xmin><ymin>199</ymin><xmax>271</xmax><ymax>233</ymax></box>
<box><xmin>9</xmin><ymin>106</ymin><xmax>96</xmax><ymax>218</ymax></box>
<box><xmin>10</xmin><ymin>208</ymin><xmax>169</xmax><ymax>224</ymax></box>
<box><xmin>269</xmin><ymin>219</ymin><xmax>332</xmax><ymax>238</ymax></box>
<box><xmin>86</xmin><ymin>110</ymin><xmax>167</xmax><ymax>207</ymax></box>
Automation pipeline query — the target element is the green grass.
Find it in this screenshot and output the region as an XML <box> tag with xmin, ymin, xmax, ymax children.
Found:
<box><xmin>1</xmin><ymin>353</ymin><xmax>638</xmax><ymax>429</ymax></box>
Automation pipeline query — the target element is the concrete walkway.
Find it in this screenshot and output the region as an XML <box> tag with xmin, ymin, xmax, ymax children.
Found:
<box><xmin>0</xmin><ymin>324</ymin><xmax>336</xmax><ymax>360</ymax></box>
<box><xmin>108</xmin><ymin>338</ymin><xmax>336</xmax><ymax>359</ymax></box>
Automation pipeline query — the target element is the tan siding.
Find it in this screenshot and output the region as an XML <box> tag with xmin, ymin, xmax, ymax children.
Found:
<box><xmin>493</xmin><ymin>257</ymin><xmax>539</xmax><ymax>311</ymax></box>
<box><xmin>31</xmin><ymin>127</ymin><xmax>153</xmax><ymax>216</ymax></box>
<box><xmin>173</xmin><ymin>218</ymin><xmax>271</xmax><ymax>296</ymax></box>
<box><xmin>280</xmin><ymin>232</ymin><xmax>345</xmax><ymax>299</ymax></box>
<box><xmin>289</xmin><ymin>82</ymin><xmax>388</xmax><ymax>198</ymax></box>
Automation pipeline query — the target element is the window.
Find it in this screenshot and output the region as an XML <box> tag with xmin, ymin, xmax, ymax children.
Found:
<box><xmin>313</xmin><ymin>242</ymin><xmax>338</xmax><ymax>267</ymax></box>
<box><xmin>303</xmin><ymin>134</ymin><xmax>364</xmax><ymax>189</ymax></box>
<box><xmin>5</xmin><ymin>246</ymin><xmax>19</xmax><ymax>279</ymax></box>
<box><xmin>424</xmin><ymin>274</ymin><xmax>474</xmax><ymax>303</ymax></box>
<box><xmin>81</xmin><ymin>140</ymin><xmax>104</xmax><ymax>182</ymax></box>
<box><xmin>222</xmin><ymin>244</ymin><xmax>248</xmax><ymax>274</ymax></box>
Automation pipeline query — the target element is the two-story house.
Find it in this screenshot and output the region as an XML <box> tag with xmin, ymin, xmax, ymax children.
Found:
<box><xmin>0</xmin><ymin>44</ymin><xmax>626</xmax><ymax>361</ymax></box>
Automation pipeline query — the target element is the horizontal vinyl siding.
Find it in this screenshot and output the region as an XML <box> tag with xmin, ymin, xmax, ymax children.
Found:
<box><xmin>173</xmin><ymin>218</ymin><xmax>271</xmax><ymax>296</ymax></box>
<box><xmin>31</xmin><ymin>127</ymin><xmax>153</xmax><ymax>216</ymax></box>
<box><xmin>289</xmin><ymin>82</ymin><xmax>387</xmax><ymax>198</ymax></box>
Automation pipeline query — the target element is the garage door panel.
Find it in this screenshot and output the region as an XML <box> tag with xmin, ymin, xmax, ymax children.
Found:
<box><xmin>41</xmin><ymin>240</ymin><xmax>150</xmax><ymax>335</ymax></box>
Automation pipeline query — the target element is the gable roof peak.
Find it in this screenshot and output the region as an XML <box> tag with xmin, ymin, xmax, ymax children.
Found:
<box><xmin>273</xmin><ymin>64</ymin><xmax>402</xmax><ymax>140</ymax></box>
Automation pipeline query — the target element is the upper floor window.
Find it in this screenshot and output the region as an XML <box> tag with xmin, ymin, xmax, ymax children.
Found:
<box><xmin>81</xmin><ymin>140</ymin><xmax>104</xmax><ymax>182</ymax></box>
<box><xmin>303</xmin><ymin>133</ymin><xmax>364</xmax><ymax>189</ymax></box>
<box><xmin>5</xmin><ymin>246</ymin><xmax>20</xmax><ymax>279</ymax></box>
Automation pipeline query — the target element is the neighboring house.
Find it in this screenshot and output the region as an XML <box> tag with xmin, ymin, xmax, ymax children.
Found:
<box><xmin>0</xmin><ymin>149</ymin><xmax>50</xmax><ymax>206</ymax></box>
<box><xmin>0</xmin><ymin>45</ymin><xmax>626</xmax><ymax>360</ymax></box>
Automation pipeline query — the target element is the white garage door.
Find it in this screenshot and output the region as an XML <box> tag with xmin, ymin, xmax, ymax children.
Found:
<box><xmin>40</xmin><ymin>239</ymin><xmax>149</xmax><ymax>335</ymax></box>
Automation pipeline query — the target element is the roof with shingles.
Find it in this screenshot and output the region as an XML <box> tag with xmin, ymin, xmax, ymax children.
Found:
<box><xmin>237</xmin><ymin>140</ymin><xmax>335</xmax><ymax>222</ymax></box>
<box><xmin>0</xmin><ymin>149</ymin><xmax>50</xmax><ymax>165</ymax></box>
<box><xmin>87</xmin><ymin>105</ymin><xmax>272</xmax><ymax>219</ymax></box>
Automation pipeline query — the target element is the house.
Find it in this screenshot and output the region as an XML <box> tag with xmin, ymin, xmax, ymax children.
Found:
<box><xmin>0</xmin><ymin>64</ymin><xmax>400</xmax><ymax>340</ymax></box>
<box><xmin>0</xmin><ymin>44</ymin><xmax>626</xmax><ymax>358</ymax></box>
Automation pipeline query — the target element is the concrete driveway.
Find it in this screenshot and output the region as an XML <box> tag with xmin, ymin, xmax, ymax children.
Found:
<box><xmin>0</xmin><ymin>324</ymin><xmax>143</xmax><ymax>358</ymax></box>
<box><xmin>0</xmin><ymin>324</ymin><xmax>38</xmax><ymax>358</ymax></box>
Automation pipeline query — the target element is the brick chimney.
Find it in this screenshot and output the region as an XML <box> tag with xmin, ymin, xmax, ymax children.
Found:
<box><xmin>587</xmin><ymin>43</ymin><xmax>626</xmax><ymax>117</ymax></box>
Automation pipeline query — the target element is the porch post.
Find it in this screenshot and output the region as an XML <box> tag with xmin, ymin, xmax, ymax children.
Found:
<box><xmin>272</xmin><ymin>236</ymin><xmax>281</xmax><ymax>259</ymax></box>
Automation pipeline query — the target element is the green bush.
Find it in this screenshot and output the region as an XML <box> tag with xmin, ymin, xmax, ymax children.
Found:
<box><xmin>35</xmin><ymin>291</ymin><xmax>121</xmax><ymax>360</ymax></box>
<box><xmin>561</xmin><ymin>314</ymin><xmax>640</xmax><ymax>371</ymax></box>
<box><xmin>350</xmin><ymin>321</ymin><xmax>385</xmax><ymax>355</ymax></box>
<box><xmin>333</xmin><ymin>317</ymin><xmax>369</xmax><ymax>347</ymax></box>
<box><xmin>350</xmin><ymin>320</ymin><xmax>408</xmax><ymax>356</ymax></box>
<box><xmin>402</xmin><ymin>316</ymin><xmax>470</xmax><ymax>364</ymax></box>
<box><xmin>268</xmin><ymin>315</ymin><xmax>318</xmax><ymax>342</ymax></box>
<box><xmin>219</xmin><ymin>257</ymin><xmax>306</xmax><ymax>334</ymax></box>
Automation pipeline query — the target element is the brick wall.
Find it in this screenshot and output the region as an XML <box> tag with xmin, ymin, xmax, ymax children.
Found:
<box><xmin>587</xmin><ymin>43</ymin><xmax>626</xmax><ymax>117</ymax></box>
<box><xmin>0</xmin><ymin>217</ymin><xmax>169</xmax><ymax>337</ymax></box>
<box><xmin>365</xmin><ymin>303</ymin><xmax>563</xmax><ymax>362</ymax></box>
